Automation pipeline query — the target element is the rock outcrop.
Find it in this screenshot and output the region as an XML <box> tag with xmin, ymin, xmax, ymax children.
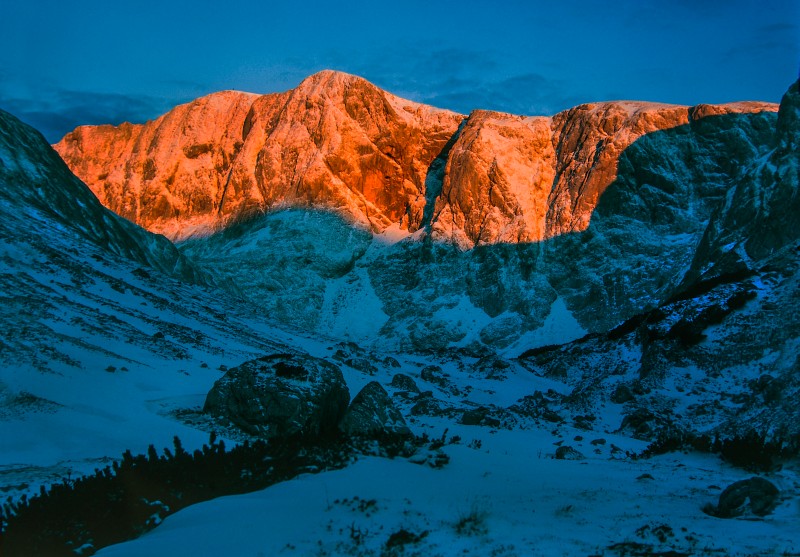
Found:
<box><xmin>203</xmin><ymin>353</ymin><xmax>350</xmax><ymax>438</ymax></box>
<box><xmin>554</xmin><ymin>445</ymin><xmax>586</xmax><ymax>460</ymax></box>
<box><xmin>339</xmin><ymin>381</ymin><xmax>410</xmax><ymax>437</ymax></box>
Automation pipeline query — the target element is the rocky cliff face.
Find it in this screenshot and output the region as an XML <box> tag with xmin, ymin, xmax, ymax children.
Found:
<box><xmin>56</xmin><ymin>71</ymin><xmax>463</xmax><ymax>240</ymax></box>
<box><xmin>684</xmin><ymin>80</ymin><xmax>800</xmax><ymax>284</ymax></box>
<box><xmin>53</xmin><ymin>90</ymin><xmax>261</xmax><ymax>239</ymax></box>
<box><xmin>430</xmin><ymin>100</ymin><xmax>776</xmax><ymax>247</ymax></box>
<box><xmin>52</xmin><ymin>72</ymin><xmax>792</xmax><ymax>352</ymax></box>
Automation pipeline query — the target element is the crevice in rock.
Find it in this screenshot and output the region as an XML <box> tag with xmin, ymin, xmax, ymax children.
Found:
<box><xmin>419</xmin><ymin>117</ymin><xmax>468</xmax><ymax>233</ymax></box>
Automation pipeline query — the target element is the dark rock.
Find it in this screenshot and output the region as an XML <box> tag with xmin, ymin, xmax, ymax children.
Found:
<box><xmin>344</xmin><ymin>357</ymin><xmax>378</xmax><ymax>375</ymax></box>
<box><xmin>461</xmin><ymin>406</ymin><xmax>489</xmax><ymax>426</ymax></box>
<box><xmin>132</xmin><ymin>267</ymin><xmax>151</xmax><ymax>280</ymax></box>
<box><xmin>340</xmin><ymin>381</ymin><xmax>410</xmax><ymax>437</ymax></box>
<box><xmin>203</xmin><ymin>353</ymin><xmax>350</xmax><ymax>438</ymax></box>
<box><xmin>630</xmin><ymin>381</ymin><xmax>649</xmax><ymax>396</ymax></box>
<box><xmin>620</xmin><ymin>408</ymin><xmax>670</xmax><ymax>439</ymax></box>
<box><xmin>542</xmin><ymin>409</ymin><xmax>564</xmax><ymax>423</ymax></box>
<box><xmin>420</xmin><ymin>365</ymin><xmax>448</xmax><ymax>387</ymax></box>
<box><xmin>460</xmin><ymin>406</ymin><xmax>500</xmax><ymax>427</ymax></box>
<box><xmin>474</xmin><ymin>355</ymin><xmax>511</xmax><ymax>379</ymax></box>
<box><xmin>384</xmin><ymin>356</ymin><xmax>401</xmax><ymax>368</ymax></box>
<box><xmin>509</xmin><ymin>391</ymin><xmax>564</xmax><ymax>423</ymax></box>
<box><xmin>709</xmin><ymin>477</ymin><xmax>780</xmax><ymax>518</ymax></box>
<box><xmin>410</xmin><ymin>394</ymin><xmax>441</xmax><ymax>416</ymax></box>
<box><xmin>574</xmin><ymin>414</ymin><xmax>596</xmax><ymax>429</ymax></box>
<box><xmin>389</xmin><ymin>373</ymin><xmax>420</xmax><ymax>393</ymax></box>
<box><xmin>611</xmin><ymin>384</ymin><xmax>635</xmax><ymax>404</ymax></box>
<box><xmin>590</xmin><ymin>438</ymin><xmax>606</xmax><ymax>446</ymax></box>
<box><xmin>385</xmin><ymin>528</ymin><xmax>428</xmax><ymax>549</ymax></box>
<box><xmin>510</xmin><ymin>393</ymin><xmax>543</xmax><ymax>415</ymax></box>
<box><xmin>751</xmin><ymin>374</ymin><xmax>782</xmax><ymax>403</ymax></box>
<box><xmin>408</xmin><ymin>448</ymin><xmax>450</xmax><ymax>469</ymax></box>
<box><xmin>555</xmin><ymin>446</ymin><xmax>586</xmax><ymax>460</ymax></box>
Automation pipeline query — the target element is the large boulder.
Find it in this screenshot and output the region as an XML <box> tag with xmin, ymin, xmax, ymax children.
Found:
<box><xmin>339</xmin><ymin>381</ymin><xmax>410</xmax><ymax>437</ymax></box>
<box><xmin>203</xmin><ymin>353</ymin><xmax>350</xmax><ymax>438</ymax></box>
<box><xmin>708</xmin><ymin>477</ymin><xmax>780</xmax><ymax>518</ymax></box>
<box><xmin>555</xmin><ymin>445</ymin><xmax>586</xmax><ymax>461</ymax></box>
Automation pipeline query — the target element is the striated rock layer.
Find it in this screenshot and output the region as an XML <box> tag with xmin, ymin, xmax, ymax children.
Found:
<box><xmin>55</xmin><ymin>70</ymin><xmax>777</xmax><ymax>245</ymax></box>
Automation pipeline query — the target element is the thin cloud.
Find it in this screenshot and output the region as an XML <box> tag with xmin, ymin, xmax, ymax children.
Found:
<box><xmin>0</xmin><ymin>89</ymin><xmax>187</xmax><ymax>142</ymax></box>
<box><xmin>724</xmin><ymin>22</ymin><xmax>799</xmax><ymax>59</ymax></box>
<box><xmin>759</xmin><ymin>22</ymin><xmax>798</xmax><ymax>34</ymax></box>
<box><xmin>344</xmin><ymin>47</ymin><xmax>587</xmax><ymax>117</ymax></box>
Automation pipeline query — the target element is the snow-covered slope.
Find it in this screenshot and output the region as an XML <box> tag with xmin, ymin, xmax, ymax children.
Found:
<box><xmin>0</xmin><ymin>108</ymin><xmax>311</xmax><ymax>493</ymax></box>
<box><xmin>96</xmin><ymin>450</ymin><xmax>799</xmax><ymax>557</ymax></box>
<box><xmin>0</xmin><ymin>110</ymin><xmax>206</xmax><ymax>283</ymax></box>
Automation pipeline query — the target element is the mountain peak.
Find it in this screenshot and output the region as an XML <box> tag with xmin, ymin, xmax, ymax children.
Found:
<box><xmin>293</xmin><ymin>69</ymin><xmax>371</xmax><ymax>96</ymax></box>
<box><xmin>300</xmin><ymin>68</ymin><xmax>362</xmax><ymax>84</ymax></box>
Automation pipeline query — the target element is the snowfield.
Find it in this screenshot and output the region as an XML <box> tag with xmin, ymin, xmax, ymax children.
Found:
<box><xmin>95</xmin><ymin>439</ymin><xmax>799</xmax><ymax>556</ymax></box>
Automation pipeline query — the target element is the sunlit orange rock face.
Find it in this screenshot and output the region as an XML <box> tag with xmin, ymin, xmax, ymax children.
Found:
<box><xmin>429</xmin><ymin>100</ymin><xmax>776</xmax><ymax>246</ymax></box>
<box><xmin>54</xmin><ymin>70</ymin><xmax>778</xmax><ymax>244</ymax></box>
<box><xmin>56</xmin><ymin>71</ymin><xmax>463</xmax><ymax>240</ymax></box>
<box><xmin>54</xmin><ymin>90</ymin><xmax>259</xmax><ymax>239</ymax></box>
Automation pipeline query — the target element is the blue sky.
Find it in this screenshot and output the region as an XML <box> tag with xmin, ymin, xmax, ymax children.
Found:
<box><xmin>2</xmin><ymin>0</ymin><xmax>798</xmax><ymax>141</ymax></box>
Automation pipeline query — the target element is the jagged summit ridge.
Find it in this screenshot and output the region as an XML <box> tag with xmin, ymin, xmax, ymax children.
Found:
<box><xmin>54</xmin><ymin>71</ymin><xmax>779</xmax><ymax>244</ymax></box>
<box><xmin>56</xmin><ymin>70</ymin><xmax>463</xmax><ymax>240</ymax></box>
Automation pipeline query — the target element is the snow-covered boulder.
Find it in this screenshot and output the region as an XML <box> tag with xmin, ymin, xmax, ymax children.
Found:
<box><xmin>708</xmin><ymin>477</ymin><xmax>780</xmax><ymax>518</ymax></box>
<box><xmin>555</xmin><ymin>446</ymin><xmax>586</xmax><ymax>461</ymax></box>
<box><xmin>339</xmin><ymin>381</ymin><xmax>410</xmax><ymax>437</ymax></box>
<box><xmin>203</xmin><ymin>354</ymin><xmax>350</xmax><ymax>438</ymax></box>
<box><xmin>389</xmin><ymin>373</ymin><xmax>420</xmax><ymax>394</ymax></box>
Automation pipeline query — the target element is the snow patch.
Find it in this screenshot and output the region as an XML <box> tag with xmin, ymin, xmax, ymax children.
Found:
<box><xmin>502</xmin><ymin>297</ymin><xmax>587</xmax><ymax>357</ymax></box>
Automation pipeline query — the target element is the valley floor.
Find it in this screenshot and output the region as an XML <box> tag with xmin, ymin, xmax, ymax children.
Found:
<box><xmin>4</xmin><ymin>329</ymin><xmax>798</xmax><ymax>556</ymax></box>
<box><xmin>94</xmin><ymin>430</ymin><xmax>799</xmax><ymax>557</ymax></box>
<box><xmin>1</xmin><ymin>191</ymin><xmax>797</xmax><ymax>556</ymax></box>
